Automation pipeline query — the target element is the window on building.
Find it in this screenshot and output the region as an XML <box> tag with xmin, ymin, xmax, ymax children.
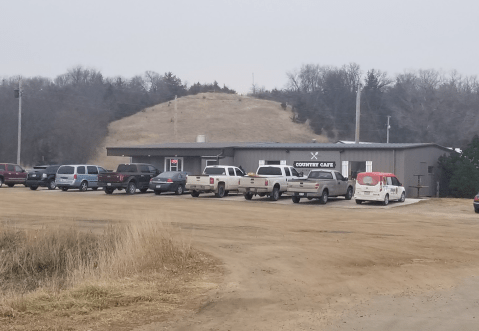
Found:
<box><xmin>266</xmin><ymin>160</ymin><xmax>281</xmax><ymax>165</ymax></box>
<box><xmin>165</xmin><ymin>157</ymin><xmax>183</xmax><ymax>171</ymax></box>
<box><xmin>428</xmin><ymin>166</ymin><xmax>434</xmax><ymax>174</ymax></box>
<box><xmin>206</xmin><ymin>159</ymin><xmax>218</xmax><ymax>166</ymax></box>
<box><xmin>349</xmin><ymin>161</ymin><xmax>366</xmax><ymax>179</ymax></box>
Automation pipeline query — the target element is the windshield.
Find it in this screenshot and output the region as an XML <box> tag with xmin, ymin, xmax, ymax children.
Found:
<box><xmin>117</xmin><ymin>164</ymin><xmax>137</xmax><ymax>173</ymax></box>
<box><xmin>257</xmin><ymin>167</ymin><xmax>282</xmax><ymax>176</ymax></box>
<box><xmin>357</xmin><ymin>173</ymin><xmax>381</xmax><ymax>186</ymax></box>
<box><xmin>308</xmin><ymin>171</ymin><xmax>333</xmax><ymax>179</ymax></box>
<box><xmin>57</xmin><ymin>166</ymin><xmax>74</xmax><ymax>175</ymax></box>
<box><xmin>204</xmin><ymin>167</ymin><xmax>226</xmax><ymax>175</ymax></box>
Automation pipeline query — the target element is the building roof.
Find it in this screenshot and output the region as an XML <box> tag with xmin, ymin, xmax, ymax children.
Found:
<box><xmin>107</xmin><ymin>142</ymin><xmax>452</xmax><ymax>151</ymax></box>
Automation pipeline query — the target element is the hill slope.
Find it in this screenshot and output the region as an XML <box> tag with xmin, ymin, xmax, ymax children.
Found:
<box><xmin>90</xmin><ymin>93</ymin><xmax>327</xmax><ymax>168</ymax></box>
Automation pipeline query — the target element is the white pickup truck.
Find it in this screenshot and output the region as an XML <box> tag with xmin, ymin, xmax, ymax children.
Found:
<box><xmin>238</xmin><ymin>165</ymin><xmax>305</xmax><ymax>201</ymax></box>
<box><xmin>287</xmin><ymin>169</ymin><xmax>354</xmax><ymax>204</ymax></box>
<box><xmin>185</xmin><ymin>165</ymin><xmax>246</xmax><ymax>198</ymax></box>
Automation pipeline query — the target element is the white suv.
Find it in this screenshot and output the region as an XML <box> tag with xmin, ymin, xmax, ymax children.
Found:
<box><xmin>354</xmin><ymin>172</ymin><xmax>406</xmax><ymax>205</ymax></box>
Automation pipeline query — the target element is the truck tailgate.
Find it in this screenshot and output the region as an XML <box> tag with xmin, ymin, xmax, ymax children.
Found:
<box><xmin>288</xmin><ymin>180</ymin><xmax>319</xmax><ymax>193</ymax></box>
<box><xmin>98</xmin><ymin>172</ymin><xmax>123</xmax><ymax>183</ymax></box>
<box><xmin>187</xmin><ymin>175</ymin><xmax>211</xmax><ymax>186</ymax></box>
<box><xmin>239</xmin><ymin>176</ymin><xmax>268</xmax><ymax>188</ymax></box>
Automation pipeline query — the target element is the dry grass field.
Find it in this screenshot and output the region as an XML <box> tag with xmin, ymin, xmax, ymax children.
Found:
<box><xmin>88</xmin><ymin>93</ymin><xmax>328</xmax><ymax>169</ymax></box>
<box><xmin>1</xmin><ymin>187</ymin><xmax>479</xmax><ymax>330</ymax></box>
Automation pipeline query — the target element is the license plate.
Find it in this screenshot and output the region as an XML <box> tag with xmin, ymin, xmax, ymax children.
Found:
<box><xmin>107</xmin><ymin>183</ymin><xmax>111</xmax><ymax>186</ymax></box>
<box><xmin>156</xmin><ymin>185</ymin><xmax>161</xmax><ymax>188</ymax></box>
<box><xmin>364</xmin><ymin>191</ymin><xmax>370</xmax><ymax>195</ymax></box>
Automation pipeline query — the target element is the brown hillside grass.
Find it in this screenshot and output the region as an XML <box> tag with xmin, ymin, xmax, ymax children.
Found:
<box><xmin>89</xmin><ymin>93</ymin><xmax>328</xmax><ymax>169</ymax></box>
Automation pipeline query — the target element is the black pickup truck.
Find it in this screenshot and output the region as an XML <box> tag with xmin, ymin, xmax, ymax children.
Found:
<box><xmin>97</xmin><ymin>163</ymin><xmax>160</xmax><ymax>195</ymax></box>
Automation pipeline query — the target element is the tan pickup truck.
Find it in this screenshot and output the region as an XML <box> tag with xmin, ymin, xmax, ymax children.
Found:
<box><xmin>287</xmin><ymin>169</ymin><xmax>354</xmax><ymax>204</ymax></box>
<box><xmin>185</xmin><ymin>165</ymin><xmax>246</xmax><ymax>198</ymax></box>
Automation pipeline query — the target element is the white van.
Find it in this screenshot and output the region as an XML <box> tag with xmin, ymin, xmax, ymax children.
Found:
<box><xmin>56</xmin><ymin>165</ymin><xmax>108</xmax><ymax>191</ymax></box>
<box><xmin>354</xmin><ymin>172</ymin><xmax>406</xmax><ymax>205</ymax></box>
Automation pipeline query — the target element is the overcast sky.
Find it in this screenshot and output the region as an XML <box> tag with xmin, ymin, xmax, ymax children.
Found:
<box><xmin>1</xmin><ymin>0</ymin><xmax>478</xmax><ymax>93</ymax></box>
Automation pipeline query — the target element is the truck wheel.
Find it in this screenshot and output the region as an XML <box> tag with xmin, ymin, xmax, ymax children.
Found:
<box><xmin>30</xmin><ymin>186</ymin><xmax>38</xmax><ymax>190</ymax></box>
<box><xmin>244</xmin><ymin>192</ymin><xmax>253</xmax><ymax>200</ymax></box>
<box><xmin>140</xmin><ymin>188</ymin><xmax>148</xmax><ymax>193</ymax></box>
<box><xmin>216</xmin><ymin>184</ymin><xmax>226</xmax><ymax>198</ymax></box>
<box><xmin>105</xmin><ymin>188</ymin><xmax>114</xmax><ymax>194</ymax></box>
<box><xmin>270</xmin><ymin>187</ymin><xmax>280</xmax><ymax>201</ymax></box>
<box><xmin>0</xmin><ymin>177</ymin><xmax>3</xmax><ymax>188</ymax></box>
<box><xmin>319</xmin><ymin>190</ymin><xmax>328</xmax><ymax>204</ymax></box>
<box><xmin>7</xmin><ymin>184</ymin><xmax>14</xmax><ymax>188</ymax></box>
<box><xmin>79</xmin><ymin>181</ymin><xmax>88</xmax><ymax>192</ymax></box>
<box><xmin>355</xmin><ymin>199</ymin><xmax>363</xmax><ymax>204</ymax></box>
<box><xmin>191</xmin><ymin>190</ymin><xmax>200</xmax><ymax>197</ymax></box>
<box><xmin>61</xmin><ymin>187</ymin><xmax>68</xmax><ymax>192</ymax></box>
<box><xmin>154</xmin><ymin>190</ymin><xmax>161</xmax><ymax>195</ymax></box>
<box><xmin>48</xmin><ymin>179</ymin><xmax>56</xmax><ymax>190</ymax></box>
<box><xmin>345</xmin><ymin>187</ymin><xmax>353</xmax><ymax>200</ymax></box>
<box><xmin>399</xmin><ymin>192</ymin><xmax>406</xmax><ymax>202</ymax></box>
<box><xmin>292</xmin><ymin>196</ymin><xmax>301</xmax><ymax>203</ymax></box>
<box><xmin>175</xmin><ymin>185</ymin><xmax>184</xmax><ymax>195</ymax></box>
<box><xmin>126</xmin><ymin>182</ymin><xmax>136</xmax><ymax>195</ymax></box>
<box><xmin>475</xmin><ymin>207</ymin><xmax>479</xmax><ymax>214</ymax></box>
<box><xmin>382</xmin><ymin>194</ymin><xmax>389</xmax><ymax>206</ymax></box>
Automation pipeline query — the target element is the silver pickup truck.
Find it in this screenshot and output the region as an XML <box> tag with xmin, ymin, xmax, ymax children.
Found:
<box><xmin>287</xmin><ymin>169</ymin><xmax>354</xmax><ymax>204</ymax></box>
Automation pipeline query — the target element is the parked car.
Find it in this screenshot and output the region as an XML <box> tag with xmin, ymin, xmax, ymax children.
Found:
<box><xmin>25</xmin><ymin>165</ymin><xmax>60</xmax><ymax>190</ymax></box>
<box><xmin>474</xmin><ymin>193</ymin><xmax>479</xmax><ymax>213</ymax></box>
<box><xmin>0</xmin><ymin>163</ymin><xmax>28</xmax><ymax>188</ymax></box>
<box><xmin>185</xmin><ymin>165</ymin><xmax>246</xmax><ymax>198</ymax></box>
<box><xmin>97</xmin><ymin>163</ymin><xmax>160</xmax><ymax>194</ymax></box>
<box><xmin>354</xmin><ymin>172</ymin><xmax>406</xmax><ymax>205</ymax></box>
<box><xmin>238</xmin><ymin>165</ymin><xmax>305</xmax><ymax>201</ymax></box>
<box><xmin>288</xmin><ymin>169</ymin><xmax>354</xmax><ymax>204</ymax></box>
<box><xmin>56</xmin><ymin>165</ymin><xmax>108</xmax><ymax>192</ymax></box>
<box><xmin>149</xmin><ymin>171</ymin><xmax>190</xmax><ymax>195</ymax></box>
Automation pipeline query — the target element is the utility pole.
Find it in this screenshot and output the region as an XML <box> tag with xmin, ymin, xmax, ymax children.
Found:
<box><xmin>354</xmin><ymin>83</ymin><xmax>361</xmax><ymax>144</ymax></box>
<box><xmin>16</xmin><ymin>79</ymin><xmax>22</xmax><ymax>165</ymax></box>
<box><xmin>174</xmin><ymin>95</ymin><xmax>178</xmax><ymax>142</ymax></box>
<box><xmin>386</xmin><ymin>116</ymin><xmax>391</xmax><ymax>143</ymax></box>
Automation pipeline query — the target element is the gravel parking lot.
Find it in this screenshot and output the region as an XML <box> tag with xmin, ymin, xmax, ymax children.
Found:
<box><xmin>2</xmin><ymin>187</ymin><xmax>478</xmax><ymax>330</ymax></box>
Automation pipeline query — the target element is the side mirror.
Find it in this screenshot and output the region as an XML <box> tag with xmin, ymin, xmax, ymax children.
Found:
<box><xmin>343</xmin><ymin>177</ymin><xmax>348</xmax><ymax>181</ymax></box>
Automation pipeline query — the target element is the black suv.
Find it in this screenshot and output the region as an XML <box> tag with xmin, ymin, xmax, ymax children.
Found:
<box><xmin>25</xmin><ymin>165</ymin><xmax>60</xmax><ymax>190</ymax></box>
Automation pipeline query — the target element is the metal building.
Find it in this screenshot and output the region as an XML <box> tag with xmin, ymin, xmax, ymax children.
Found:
<box><xmin>107</xmin><ymin>142</ymin><xmax>453</xmax><ymax>198</ymax></box>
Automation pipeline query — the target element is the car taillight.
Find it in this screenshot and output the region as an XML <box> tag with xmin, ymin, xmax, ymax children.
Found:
<box><xmin>475</xmin><ymin>196</ymin><xmax>479</xmax><ymax>202</ymax></box>
<box><xmin>167</xmin><ymin>178</ymin><xmax>173</xmax><ymax>183</ymax></box>
<box><xmin>265</xmin><ymin>180</ymin><xmax>268</xmax><ymax>186</ymax></box>
<box><xmin>119</xmin><ymin>174</ymin><xmax>124</xmax><ymax>181</ymax></box>
<box><xmin>315</xmin><ymin>183</ymin><xmax>319</xmax><ymax>189</ymax></box>
<box><xmin>74</xmin><ymin>174</ymin><xmax>77</xmax><ymax>180</ymax></box>
<box><xmin>210</xmin><ymin>178</ymin><xmax>214</xmax><ymax>184</ymax></box>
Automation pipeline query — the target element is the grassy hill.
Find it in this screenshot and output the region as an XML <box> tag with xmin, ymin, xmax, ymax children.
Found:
<box><xmin>89</xmin><ymin>93</ymin><xmax>328</xmax><ymax>169</ymax></box>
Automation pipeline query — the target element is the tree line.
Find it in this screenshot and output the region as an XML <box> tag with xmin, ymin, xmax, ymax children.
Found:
<box><xmin>253</xmin><ymin>63</ymin><xmax>479</xmax><ymax>149</ymax></box>
<box><xmin>0</xmin><ymin>67</ymin><xmax>235</xmax><ymax>166</ymax></box>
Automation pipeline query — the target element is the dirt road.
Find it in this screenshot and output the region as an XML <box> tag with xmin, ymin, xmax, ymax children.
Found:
<box><xmin>2</xmin><ymin>187</ymin><xmax>479</xmax><ymax>330</ymax></box>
